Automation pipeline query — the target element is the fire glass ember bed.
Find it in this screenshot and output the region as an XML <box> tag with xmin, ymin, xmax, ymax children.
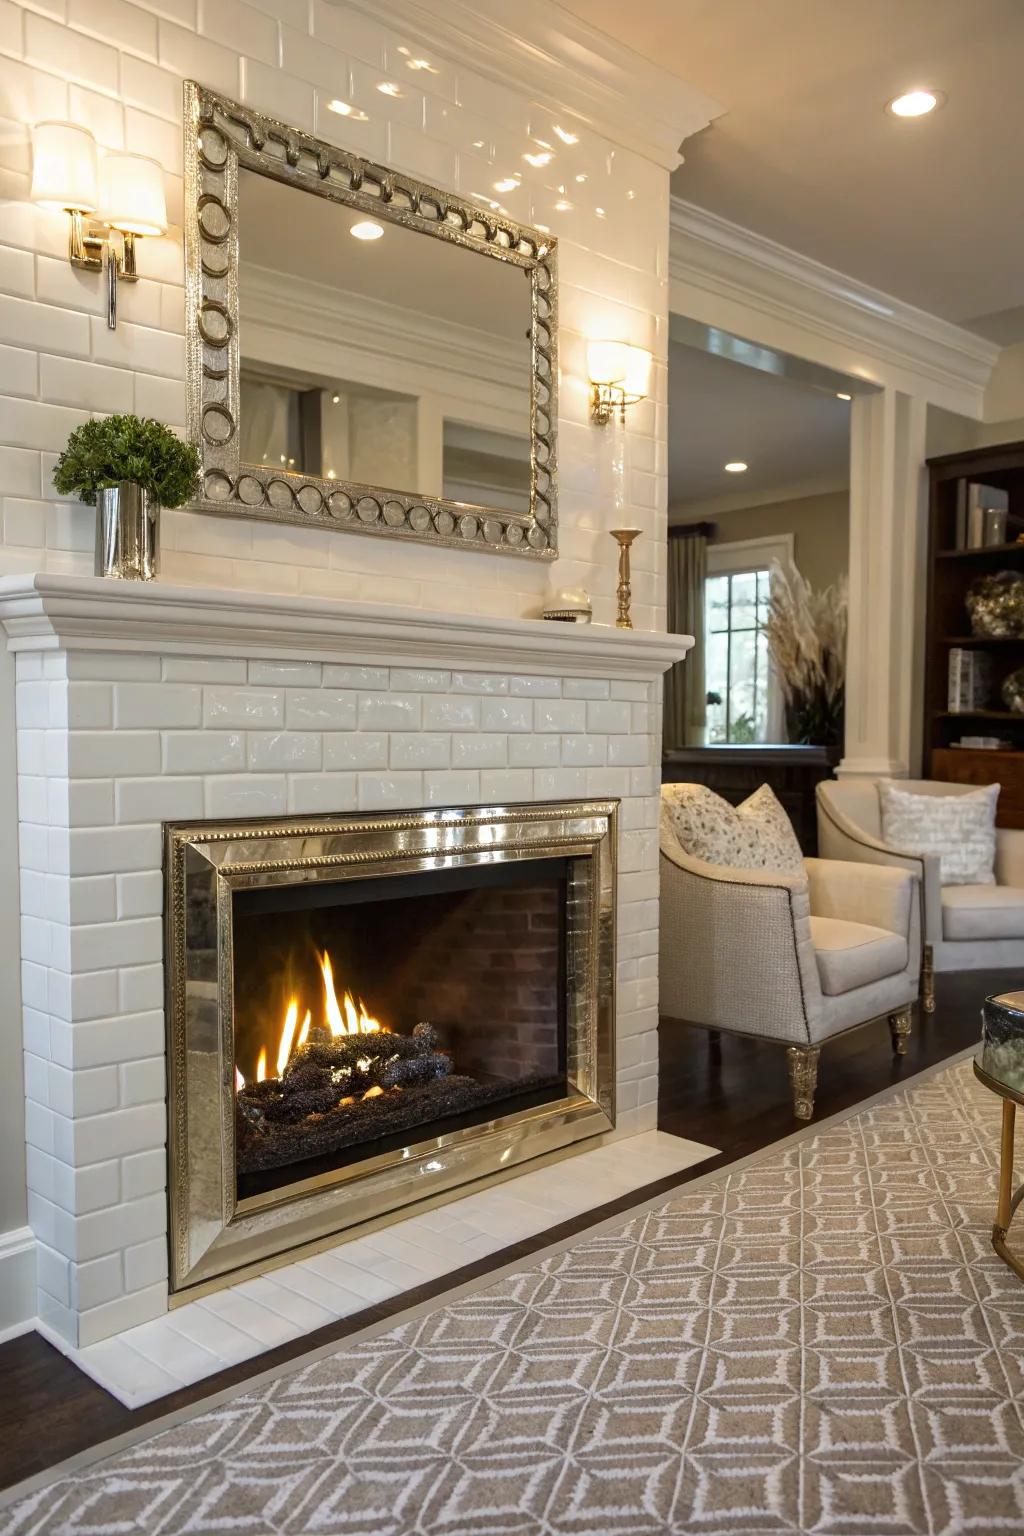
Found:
<box><xmin>166</xmin><ymin>803</ymin><xmax>617</xmax><ymax>1297</ymax></box>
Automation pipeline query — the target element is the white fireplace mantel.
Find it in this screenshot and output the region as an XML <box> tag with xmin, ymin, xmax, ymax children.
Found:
<box><xmin>0</xmin><ymin>567</ymin><xmax>701</xmax><ymax>1394</ymax></box>
<box><xmin>0</xmin><ymin>574</ymin><xmax>693</xmax><ymax>681</ymax></box>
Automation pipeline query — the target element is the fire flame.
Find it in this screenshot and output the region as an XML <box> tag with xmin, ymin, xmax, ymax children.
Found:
<box><xmin>321</xmin><ymin>951</ymin><xmax>380</xmax><ymax>1038</ymax></box>
<box><xmin>236</xmin><ymin>948</ymin><xmax>385</xmax><ymax>1090</ymax></box>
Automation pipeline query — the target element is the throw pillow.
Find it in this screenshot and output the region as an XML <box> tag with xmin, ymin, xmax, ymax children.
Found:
<box><xmin>878</xmin><ymin>781</ymin><xmax>999</xmax><ymax>886</ymax></box>
<box><xmin>662</xmin><ymin>782</ymin><xmax>805</xmax><ymax>873</ymax></box>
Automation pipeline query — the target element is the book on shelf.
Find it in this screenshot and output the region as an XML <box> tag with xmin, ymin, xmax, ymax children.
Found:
<box><xmin>953</xmin><ymin>736</ymin><xmax>1011</xmax><ymax>750</ymax></box>
<box><xmin>955</xmin><ymin>480</ymin><xmax>1010</xmax><ymax>548</ymax></box>
<box><xmin>948</xmin><ymin>647</ymin><xmax>993</xmax><ymax>711</ymax></box>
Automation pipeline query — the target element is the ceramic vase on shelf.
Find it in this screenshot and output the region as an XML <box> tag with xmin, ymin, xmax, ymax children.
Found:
<box><xmin>95</xmin><ymin>481</ymin><xmax>160</xmax><ymax>581</ymax></box>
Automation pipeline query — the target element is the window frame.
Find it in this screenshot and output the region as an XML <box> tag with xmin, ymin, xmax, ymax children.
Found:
<box><xmin>704</xmin><ymin>534</ymin><xmax>793</xmax><ymax>744</ymax></box>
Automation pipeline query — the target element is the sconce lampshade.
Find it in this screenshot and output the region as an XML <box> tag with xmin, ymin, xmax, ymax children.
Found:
<box><xmin>589</xmin><ymin>340</ymin><xmax>654</xmax><ymax>405</ymax></box>
<box><xmin>587</xmin><ymin>339</ymin><xmax>630</xmax><ymax>387</ymax></box>
<box><xmin>30</xmin><ymin>121</ymin><xmax>99</xmax><ymax>212</ymax></box>
<box><xmin>587</xmin><ymin>340</ymin><xmax>652</xmax><ymax>401</ymax></box>
<box><xmin>621</xmin><ymin>345</ymin><xmax>652</xmax><ymax>401</ymax></box>
<box><xmin>99</xmin><ymin>152</ymin><xmax>167</xmax><ymax>237</ymax></box>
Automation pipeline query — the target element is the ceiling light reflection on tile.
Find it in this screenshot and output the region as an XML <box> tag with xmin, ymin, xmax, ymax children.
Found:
<box><xmin>493</xmin><ymin>177</ymin><xmax>520</xmax><ymax>193</ymax></box>
<box><xmin>553</xmin><ymin>125</ymin><xmax>579</xmax><ymax>144</ymax></box>
<box><xmin>523</xmin><ymin>151</ymin><xmax>552</xmax><ymax>168</ymax></box>
<box><xmin>327</xmin><ymin>100</ymin><xmax>369</xmax><ymax>122</ymax></box>
<box><xmin>376</xmin><ymin>82</ymin><xmax>402</xmax><ymax>98</ymax></box>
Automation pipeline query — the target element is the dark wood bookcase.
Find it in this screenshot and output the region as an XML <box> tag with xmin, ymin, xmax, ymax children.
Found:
<box><xmin>924</xmin><ymin>439</ymin><xmax>1024</xmax><ymax>827</ymax></box>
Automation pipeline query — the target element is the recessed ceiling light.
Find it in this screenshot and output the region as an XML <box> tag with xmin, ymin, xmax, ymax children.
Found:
<box><xmin>836</xmin><ymin>391</ymin><xmax>852</xmax><ymax>401</ymax></box>
<box><xmin>553</xmin><ymin>124</ymin><xmax>579</xmax><ymax>144</ymax></box>
<box><xmin>376</xmin><ymin>81</ymin><xmax>402</xmax><ymax>97</ymax></box>
<box><xmin>523</xmin><ymin>151</ymin><xmax>552</xmax><ymax>167</ymax></box>
<box><xmin>331</xmin><ymin>393</ymin><xmax>340</xmax><ymax>404</ymax></box>
<box><xmin>350</xmin><ymin>220</ymin><xmax>384</xmax><ymax>241</ymax></box>
<box><xmin>724</xmin><ymin>461</ymin><xmax>748</xmax><ymax>473</ymax></box>
<box><xmin>327</xmin><ymin>99</ymin><xmax>368</xmax><ymax>122</ymax></box>
<box><xmin>887</xmin><ymin>89</ymin><xmax>942</xmax><ymax>117</ymax></box>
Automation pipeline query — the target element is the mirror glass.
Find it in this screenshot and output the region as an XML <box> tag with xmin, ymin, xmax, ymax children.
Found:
<box><xmin>236</xmin><ymin>168</ymin><xmax>533</xmax><ymax>515</ymax></box>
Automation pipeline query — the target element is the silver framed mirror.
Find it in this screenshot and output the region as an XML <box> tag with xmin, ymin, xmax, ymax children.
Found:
<box><xmin>182</xmin><ymin>81</ymin><xmax>558</xmax><ymax>558</ymax></box>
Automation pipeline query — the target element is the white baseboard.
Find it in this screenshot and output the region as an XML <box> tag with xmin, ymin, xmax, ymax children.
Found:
<box><xmin>0</xmin><ymin>1225</ymin><xmax>36</xmax><ymax>1342</ymax></box>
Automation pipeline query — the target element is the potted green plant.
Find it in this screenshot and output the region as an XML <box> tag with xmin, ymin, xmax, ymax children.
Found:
<box><xmin>52</xmin><ymin>414</ymin><xmax>200</xmax><ymax>581</ymax></box>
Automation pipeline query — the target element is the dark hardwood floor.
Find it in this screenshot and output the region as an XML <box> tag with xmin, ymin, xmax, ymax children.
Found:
<box><xmin>0</xmin><ymin>966</ymin><xmax>1006</xmax><ymax>1498</ymax></box>
<box><xmin>658</xmin><ymin>966</ymin><xmax>995</xmax><ymax>1166</ymax></box>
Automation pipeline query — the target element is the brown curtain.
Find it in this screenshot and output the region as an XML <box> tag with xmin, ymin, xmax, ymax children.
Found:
<box><xmin>664</xmin><ymin>525</ymin><xmax>709</xmax><ymax>750</ymax></box>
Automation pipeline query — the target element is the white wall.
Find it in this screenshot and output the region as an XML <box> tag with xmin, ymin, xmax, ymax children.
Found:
<box><xmin>0</xmin><ymin>0</ymin><xmax>682</xmax><ymax>1299</ymax></box>
<box><xmin>673</xmin><ymin>489</ymin><xmax>850</xmax><ymax>594</ymax></box>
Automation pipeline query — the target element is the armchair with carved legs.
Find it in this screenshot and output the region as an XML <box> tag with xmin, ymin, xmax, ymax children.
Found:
<box><xmin>660</xmin><ymin>799</ymin><xmax>921</xmax><ymax>1120</ymax></box>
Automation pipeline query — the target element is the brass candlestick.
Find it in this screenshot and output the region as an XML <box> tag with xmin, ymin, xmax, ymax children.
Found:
<box><xmin>609</xmin><ymin>527</ymin><xmax>641</xmax><ymax>629</ymax></box>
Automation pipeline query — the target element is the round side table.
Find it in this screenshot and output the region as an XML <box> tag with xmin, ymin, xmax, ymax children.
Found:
<box><xmin>975</xmin><ymin>989</ymin><xmax>1024</xmax><ymax>1282</ymax></box>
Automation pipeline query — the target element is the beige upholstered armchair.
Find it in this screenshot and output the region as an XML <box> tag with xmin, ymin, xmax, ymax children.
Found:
<box><xmin>817</xmin><ymin>778</ymin><xmax>1024</xmax><ymax>1006</ymax></box>
<box><xmin>660</xmin><ymin>800</ymin><xmax>921</xmax><ymax>1120</ymax></box>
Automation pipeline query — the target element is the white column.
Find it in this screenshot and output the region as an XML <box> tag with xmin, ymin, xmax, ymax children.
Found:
<box><xmin>838</xmin><ymin>387</ymin><xmax>928</xmax><ymax>780</ymax></box>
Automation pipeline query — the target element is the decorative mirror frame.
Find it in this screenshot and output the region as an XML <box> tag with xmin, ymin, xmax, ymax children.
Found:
<box><xmin>182</xmin><ymin>81</ymin><xmax>558</xmax><ymax>559</ymax></box>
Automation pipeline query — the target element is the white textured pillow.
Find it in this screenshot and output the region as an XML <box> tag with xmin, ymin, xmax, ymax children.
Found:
<box><xmin>662</xmin><ymin>782</ymin><xmax>804</xmax><ymax>873</ymax></box>
<box><xmin>878</xmin><ymin>781</ymin><xmax>999</xmax><ymax>886</ymax></box>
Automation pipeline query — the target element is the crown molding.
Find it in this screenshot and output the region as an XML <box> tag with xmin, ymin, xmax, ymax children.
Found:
<box><xmin>340</xmin><ymin>0</ymin><xmax>724</xmax><ymax>171</ymax></box>
<box><xmin>0</xmin><ymin>575</ymin><xmax>691</xmax><ymax>681</ymax></box>
<box><xmin>669</xmin><ymin>198</ymin><xmax>1000</xmax><ymax>413</ymax></box>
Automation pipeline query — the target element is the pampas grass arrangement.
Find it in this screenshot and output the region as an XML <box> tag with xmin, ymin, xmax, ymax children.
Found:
<box><xmin>765</xmin><ymin>562</ymin><xmax>847</xmax><ymax>746</ymax></box>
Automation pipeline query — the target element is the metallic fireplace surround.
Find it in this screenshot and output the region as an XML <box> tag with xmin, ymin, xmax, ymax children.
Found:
<box><xmin>166</xmin><ymin>801</ymin><xmax>617</xmax><ymax>1298</ymax></box>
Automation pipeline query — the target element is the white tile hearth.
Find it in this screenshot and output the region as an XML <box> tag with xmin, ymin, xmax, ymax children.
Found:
<box><xmin>40</xmin><ymin>1130</ymin><xmax>714</xmax><ymax>1408</ymax></box>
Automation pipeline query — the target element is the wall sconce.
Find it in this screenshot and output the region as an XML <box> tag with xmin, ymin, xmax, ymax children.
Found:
<box><xmin>587</xmin><ymin>340</ymin><xmax>652</xmax><ymax>425</ymax></box>
<box><xmin>31</xmin><ymin>123</ymin><xmax>167</xmax><ymax>331</ymax></box>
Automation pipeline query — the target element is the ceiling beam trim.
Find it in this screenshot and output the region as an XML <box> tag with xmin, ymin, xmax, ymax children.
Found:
<box><xmin>669</xmin><ymin>198</ymin><xmax>1000</xmax><ymax>415</ymax></box>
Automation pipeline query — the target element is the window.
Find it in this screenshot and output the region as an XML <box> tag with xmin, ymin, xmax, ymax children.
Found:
<box><xmin>704</xmin><ymin>568</ymin><xmax>772</xmax><ymax>743</ymax></box>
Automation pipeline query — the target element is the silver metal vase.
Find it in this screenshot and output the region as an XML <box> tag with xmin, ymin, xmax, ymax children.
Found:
<box><xmin>95</xmin><ymin>481</ymin><xmax>160</xmax><ymax>580</ymax></box>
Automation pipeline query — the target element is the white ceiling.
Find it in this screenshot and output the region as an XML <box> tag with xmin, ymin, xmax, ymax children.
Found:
<box><xmin>668</xmin><ymin>342</ymin><xmax>850</xmax><ymax>510</ymax></box>
<box><xmin>557</xmin><ymin>0</ymin><xmax>1024</xmax><ymax>334</ymax></box>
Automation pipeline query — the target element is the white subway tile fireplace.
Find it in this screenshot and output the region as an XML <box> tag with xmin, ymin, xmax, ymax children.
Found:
<box><xmin>0</xmin><ymin>572</ymin><xmax>696</xmax><ymax>1403</ymax></box>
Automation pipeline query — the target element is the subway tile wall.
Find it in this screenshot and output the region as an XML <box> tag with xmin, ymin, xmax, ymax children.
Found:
<box><xmin>17</xmin><ymin>648</ymin><xmax>661</xmax><ymax>1347</ymax></box>
<box><xmin>0</xmin><ymin>0</ymin><xmax>669</xmax><ymax>628</ymax></box>
<box><xmin>0</xmin><ymin>0</ymin><xmax>672</xmax><ymax>1341</ymax></box>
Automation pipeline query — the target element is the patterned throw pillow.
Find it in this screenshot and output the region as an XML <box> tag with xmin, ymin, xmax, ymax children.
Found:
<box><xmin>662</xmin><ymin>782</ymin><xmax>805</xmax><ymax>873</ymax></box>
<box><xmin>878</xmin><ymin>781</ymin><xmax>999</xmax><ymax>886</ymax></box>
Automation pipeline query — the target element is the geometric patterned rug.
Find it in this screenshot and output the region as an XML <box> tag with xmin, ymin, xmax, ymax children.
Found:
<box><xmin>5</xmin><ymin>1054</ymin><xmax>1024</xmax><ymax>1535</ymax></box>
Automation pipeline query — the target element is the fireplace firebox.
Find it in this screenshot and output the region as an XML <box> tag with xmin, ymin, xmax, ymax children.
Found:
<box><xmin>166</xmin><ymin>802</ymin><xmax>616</xmax><ymax>1297</ymax></box>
